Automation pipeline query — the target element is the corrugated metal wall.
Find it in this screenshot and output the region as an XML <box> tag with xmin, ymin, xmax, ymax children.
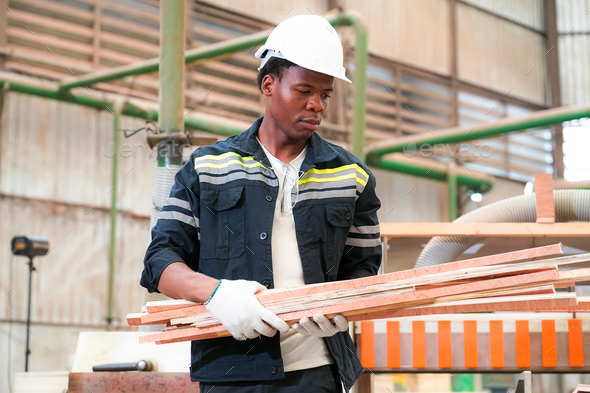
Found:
<box><xmin>0</xmin><ymin>93</ymin><xmax>151</xmax><ymax>327</ymax></box>
<box><xmin>341</xmin><ymin>0</ymin><xmax>451</xmax><ymax>75</ymax></box>
<box><xmin>457</xmin><ymin>2</ymin><xmax>547</xmax><ymax>105</ymax></box>
<box><xmin>1</xmin><ymin>93</ymin><xmax>156</xmax><ymax>216</ymax></box>
<box><xmin>200</xmin><ymin>0</ymin><xmax>329</xmax><ymax>23</ymax></box>
<box><xmin>557</xmin><ymin>0</ymin><xmax>590</xmax><ymax>105</ymax></box>
<box><xmin>461</xmin><ymin>0</ymin><xmax>545</xmax><ymax>31</ymax></box>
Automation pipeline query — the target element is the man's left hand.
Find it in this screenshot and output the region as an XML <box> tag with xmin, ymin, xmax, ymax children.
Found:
<box><xmin>292</xmin><ymin>314</ymin><xmax>348</xmax><ymax>337</ymax></box>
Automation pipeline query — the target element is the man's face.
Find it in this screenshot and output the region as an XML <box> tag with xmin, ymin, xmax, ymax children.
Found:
<box><xmin>262</xmin><ymin>65</ymin><xmax>334</xmax><ymax>142</ymax></box>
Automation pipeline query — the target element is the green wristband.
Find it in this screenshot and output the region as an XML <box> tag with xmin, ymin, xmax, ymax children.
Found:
<box><xmin>204</xmin><ymin>279</ymin><xmax>222</xmax><ymax>305</ymax></box>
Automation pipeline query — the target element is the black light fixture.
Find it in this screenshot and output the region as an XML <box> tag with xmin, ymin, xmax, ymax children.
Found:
<box><xmin>11</xmin><ymin>235</ymin><xmax>50</xmax><ymax>372</ymax></box>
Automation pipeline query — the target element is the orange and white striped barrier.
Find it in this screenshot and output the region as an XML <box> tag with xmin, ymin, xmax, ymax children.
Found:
<box><xmin>356</xmin><ymin>314</ymin><xmax>589</xmax><ymax>372</ymax></box>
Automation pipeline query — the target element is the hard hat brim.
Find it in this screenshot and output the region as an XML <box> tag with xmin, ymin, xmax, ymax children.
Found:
<box><xmin>255</xmin><ymin>46</ymin><xmax>352</xmax><ymax>83</ymax></box>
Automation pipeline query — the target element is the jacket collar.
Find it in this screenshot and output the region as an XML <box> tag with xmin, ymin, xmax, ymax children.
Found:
<box><xmin>229</xmin><ymin>117</ymin><xmax>339</xmax><ymax>172</ymax></box>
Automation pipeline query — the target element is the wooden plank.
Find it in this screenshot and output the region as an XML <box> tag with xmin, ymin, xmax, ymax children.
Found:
<box><xmin>145</xmin><ymin>299</ymin><xmax>199</xmax><ymax>314</ymax></box>
<box><xmin>535</xmin><ymin>173</ymin><xmax>555</xmax><ymax>223</ymax></box>
<box><xmin>380</xmin><ymin>222</ymin><xmax>590</xmax><ymax>237</ymax></box>
<box><xmin>143</xmin><ymin>244</ymin><xmax>560</xmax><ymax>320</ymax></box>
<box><xmin>173</xmin><ymin>252</ymin><xmax>578</xmax><ymax>326</ymax></box>
<box><xmin>438</xmin><ymin>321</ymin><xmax>452</xmax><ymax>368</ymax></box>
<box><xmin>162</xmin><ymin>267</ymin><xmax>590</xmax><ymax>344</ymax></box>
<box><xmin>135</xmin><ymin>254</ymin><xmax>590</xmax><ymax>344</ymax></box>
<box><xmin>568</xmin><ymin>319</ymin><xmax>584</xmax><ymax>367</ymax></box>
<box><xmin>144</xmin><ymin>269</ymin><xmax>569</xmax><ymax>344</ymax></box>
<box><xmin>126</xmin><ymin>312</ymin><xmax>145</xmax><ymax>326</ymax></box>
<box><xmin>574</xmin><ymin>384</ymin><xmax>590</xmax><ymax>393</ymax></box>
<box><xmin>349</xmin><ymin>293</ymin><xmax>576</xmax><ymax>321</ymax></box>
<box><xmin>141</xmin><ymin>245</ymin><xmax>564</xmax><ymax>325</ymax></box>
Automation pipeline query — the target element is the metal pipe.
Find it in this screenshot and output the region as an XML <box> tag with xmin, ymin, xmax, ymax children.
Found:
<box><xmin>447</xmin><ymin>161</ymin><xmax>458</xmax><ymax>221</ymax></box>
<box><xmin>0</xmin><ymin>75</ymin><xmax>247</xmax><ymax>135</ymax></box>
<box><xmin>58</xmin><ymin>11</ymin><xmax>363</xmax><ymax>90</ymax></box>
<box><xmin>365</xmin><ymin>103</ymin><xmax>590</xmax><ymax>159</ymax></box>
<box><xmin>56</xmin><ymin>9</ymin><xmax>369</xmax><ymax>159</ymax></box>
<box><xmin>366</xmin><ymin>155</ymin><xmax>493</xmax><ymax>191</ymax></box>
<box><xmin>1</xmin><ymin>74</ymin><xmax>495</xmax><ymax>190</ymax></box>
<box><xmin>106</xmin><ymin>100</ymin><xmax>123</xmax><ymax>328</ymax></box>
<box><xmin>340</xmin><ymin>11</ymin><xmax>368</xmax><ymax>159</ymax></box>
<box><xmin>158</xmin><ymin>0</ymin><xmax>185</xmax><ymax>167</ymax></box>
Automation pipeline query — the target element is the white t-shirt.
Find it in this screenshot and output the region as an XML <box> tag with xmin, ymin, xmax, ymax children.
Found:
<box><xmin>256</xmin><ymin>136</ymin><xmax>334</xmax><ymax>372</ymax></box>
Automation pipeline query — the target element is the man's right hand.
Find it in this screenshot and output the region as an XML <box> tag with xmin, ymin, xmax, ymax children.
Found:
<box><xmin>205</xmin><ymin>279</ymin><xmax>289</xmax><ymax>341</ymax></box>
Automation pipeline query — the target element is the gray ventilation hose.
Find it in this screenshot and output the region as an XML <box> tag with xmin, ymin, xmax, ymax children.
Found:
<box><xmin>139</xmin><ymin>165</ymin><xmax>181</xmax><ymax>332</ymax></box>
<box><xmin>415</xmin><ymin>190</ymin><xmax>590</xmax><ymax>268</ymax></box>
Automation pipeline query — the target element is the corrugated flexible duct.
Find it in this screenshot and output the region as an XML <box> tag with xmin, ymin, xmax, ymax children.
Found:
<box><xmin>139</xmin><ymin>165</ymin><xmax>182</xmax><ymax>332</ymax></box>
<box><xmin>415</xmin><ymin>190</ymin><xmax>590</xmax><ymax>268</ymax></box>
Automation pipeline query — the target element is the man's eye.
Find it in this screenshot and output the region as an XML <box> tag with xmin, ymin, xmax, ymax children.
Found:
<box><xmin>323</xmin><ymin>95</ymin><xmax>331</xmax><ymax>99</ymax></box>
<box><xmin>299</xmin><ymin>90</ymin><xmax>310</xmax><ymax>94</ymax></box>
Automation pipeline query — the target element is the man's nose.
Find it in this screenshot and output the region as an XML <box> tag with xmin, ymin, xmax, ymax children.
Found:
<box><xmin>306</xmin><ymin>94</ymin><xmax>326</xmax><ymax>113</ymax></box>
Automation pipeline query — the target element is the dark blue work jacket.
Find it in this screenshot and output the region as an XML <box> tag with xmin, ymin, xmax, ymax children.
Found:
<box><xmin>140</xmin><ymin>117</ymin><xmax>382</xmax><ymax>391</ymax></box>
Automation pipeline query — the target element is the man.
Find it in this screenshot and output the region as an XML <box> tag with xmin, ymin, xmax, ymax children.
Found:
<box><xmin>140</xmin><ymin>15</ymin><xmax>381</xmax><ymax>392</ymax></box>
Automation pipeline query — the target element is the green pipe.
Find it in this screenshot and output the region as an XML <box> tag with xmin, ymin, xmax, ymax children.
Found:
<box><xmin>0</xmin><ymin>76</ymin><xmax>247</xmax><ymax>135</ymax></box>
<box><xmin>447</xmin><ymin>163</ymin><xmax>458</xmax><ymax>221</ymax></box>
<box><xmin>351</xmin><ymin>15</ymin><xmax>368</xmax><ymax>160</ymax></box>
<box><xmin>59</xmin><ymin>11</ymin><xmax>362</xmax><ymax>90</ymax></box>
<box><xmin>56</xmin><ymin>10</ymin><xmax>369</xmax><ymax>158</ymax></box>
<box><xmin>1</xmin><ymin>76</ymin><xmax>495</xmax><ymax>190</ymax></box>
<box><xmin>57</xmin><ymin>9</ymin><xmax>368</xmax><ymax>157</ymax></box>
<box><xmin>158</xmin><ymin>0</ymin><xmax>185</xmax><ymax>167</ymax></box>
<box><xmin>366</xmin><ymin>155</ymin><xmax>493</xmax><ymax>192</ymax></box>
<box><xmin>366</xmin><ymin>104</ymin><xmax>590</xmax><ymax>159</ymax></box>
<box><xmin>106</xmin><ymin>101</ymin><xmax>122</xmax><ymax>328</ymax></box>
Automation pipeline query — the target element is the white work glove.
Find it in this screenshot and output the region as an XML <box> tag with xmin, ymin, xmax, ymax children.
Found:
<box><xmin>292</xmin><ymin>314</ymin><xmax>349</xmax><ymax>337</ymax></box>
<box><xmin>205</xmin><ymin>279</ymin><xmax>289</xmax><ymax>341</ymax></box>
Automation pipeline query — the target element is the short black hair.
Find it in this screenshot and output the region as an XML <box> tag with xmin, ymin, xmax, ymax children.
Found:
<box><xmin>256</xmin><ymin>56</ymin><xmax>298</xmax><ymax>92</ymax></box>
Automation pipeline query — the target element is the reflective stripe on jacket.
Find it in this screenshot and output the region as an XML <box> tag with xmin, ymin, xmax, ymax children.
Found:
<box><xmin>140</xmin><ymin>117</ymin><xmax>382</xmax><ymax>391</ymax></box>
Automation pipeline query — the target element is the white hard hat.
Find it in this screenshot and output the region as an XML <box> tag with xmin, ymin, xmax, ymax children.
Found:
<box><xmin>255</xmin><ymin>15</ymin><xmax>352</xmax><ymax>83</ymax></box>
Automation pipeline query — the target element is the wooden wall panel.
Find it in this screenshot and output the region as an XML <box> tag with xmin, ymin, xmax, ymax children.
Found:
<box><xmin>457</xmin><ymin>2</ymin><xmax>547</xmax><ymax>106</ymax></box>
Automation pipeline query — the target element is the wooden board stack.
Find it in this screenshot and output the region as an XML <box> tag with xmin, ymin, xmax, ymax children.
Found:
<box><xmin>574</xmin><ymin>385</ymin><xmax>590</xmax><ymax>393</ymax></box>
<box><xmin>127</xmin><ymin>244</ymin><xmax>590</xmax><ymax>345</ymax></box>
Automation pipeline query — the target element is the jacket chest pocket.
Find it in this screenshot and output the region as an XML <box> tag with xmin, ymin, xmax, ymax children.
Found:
<box><xmin>200</xmin><ymin>185</ymin><xmax>245</xmax><ymax>260</ymax></box>
<box><xmin>324</xmin><ymin>202</ymin><xmax>355</xmax><ymax>276</ymax></box>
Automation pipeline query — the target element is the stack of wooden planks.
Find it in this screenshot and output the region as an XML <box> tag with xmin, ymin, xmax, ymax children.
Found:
<box><xmin>128</xmin><ymin>244</ymin><xmax>590</xmax><ymax>345</ymax></box>
<box><xmin>574</xmin><ymin>385</ymin><xmax>590</xmax><ymax>393</ymax></box>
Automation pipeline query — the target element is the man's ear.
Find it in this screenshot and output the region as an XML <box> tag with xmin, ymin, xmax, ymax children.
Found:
<box><xmin>261</xmin><ymin>74</ymin><xmax>275</xmax><ymax>97</ymax></box>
